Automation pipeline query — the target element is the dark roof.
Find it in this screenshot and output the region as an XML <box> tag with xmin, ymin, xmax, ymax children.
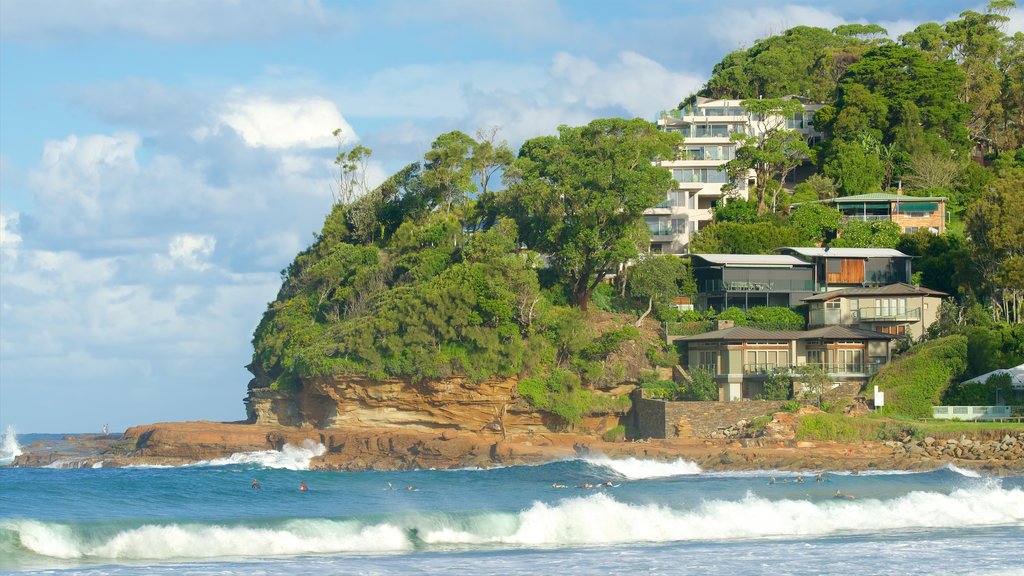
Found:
<box><xmin>800</xmin><ymin>326</ymin><xmax>894</xmax><ymax>340</ymax></box>
<box><xmin>801</xmin><ymin>283</ymin><xmax>948</xmax><ymax>302</ymax></box>
<box><xmin>676</xmin><ymin>325</ymin><xmax>893</xmax><ymax>342</ymax></box>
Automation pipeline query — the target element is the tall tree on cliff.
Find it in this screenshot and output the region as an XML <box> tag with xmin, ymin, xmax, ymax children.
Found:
<box><xmin>722</xmin><ymin>98</ymin><xmax>811</xmax><ymax>215</ymax></box>
<box><xmin>965</xmin><ymin>168</ymin><xmax>1024</xmax><ymax>323</ymax></box>
<box><xmin>503</xmin><ymin>118</ymin><xmax>681</xmax><ymax>310</ymax></box>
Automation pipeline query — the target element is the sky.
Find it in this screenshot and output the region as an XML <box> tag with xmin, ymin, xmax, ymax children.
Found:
<box><xmin>1</xmin><ymin>0</ymin><xmax>1020</xmax><ymax>433</ymax></box>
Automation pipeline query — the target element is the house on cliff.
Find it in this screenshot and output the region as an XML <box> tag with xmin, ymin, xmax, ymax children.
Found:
<box><xmin>671</xmin><ymin>320</ymin><xmax>893</xmax><ymax>401</ymax></box>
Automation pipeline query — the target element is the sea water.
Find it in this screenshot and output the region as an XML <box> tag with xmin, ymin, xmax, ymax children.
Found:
<box><xmin>1</xmin><ymin>431</ymin><xmax>1023</xmax><ymax>575</ymax></box>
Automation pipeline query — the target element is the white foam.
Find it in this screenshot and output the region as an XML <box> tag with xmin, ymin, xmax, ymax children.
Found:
<box><xmin>0</xmin><ymin>425</ymin><xmax>22</xmax><ymax>465</ymax></box>
<box><xmin>195</xmin><ymin>440</ymin><xmax>326</xmax><ymax>470</ymax></box>
<box><xmin>425</xmin><ymin>483</ymin><xmax>1024</xmax><ymax>547</ymax></box>
<box><xmin>8</xmin><ymin>519</ymin><xmax>411</xmax><ymax>560</ymax></box>
<box><xmin>584</xmin><ymin>456</ymin><xmax>701</xmax><ymax>479</ymax></box>
<box><xmin>11</xmin><ymin>484</ymin><xmax>1024</xmax><ymax>560</ymax></box>
<box><xmin>944</xmin><ymin>463</ymin><xmax>982</xmax><ymax>478</ymax></box>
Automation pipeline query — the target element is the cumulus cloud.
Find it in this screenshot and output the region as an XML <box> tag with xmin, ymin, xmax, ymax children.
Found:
<box><xmin>710</xmin><ymin>5</ymin><xmax>847</xmax><ymax>48</ymax></box>
<box><xmin>0</xmin><ymin>0</ymin><xmax>345</xmax><ymax>43</ymax></box>
<box><xmin>165</xmin><ymin>234</ymin><xmax>217</xmax><ymax>271</ymax></box>
<box><xmin>0</xmin><ymin>212</ymin><xmax>22</xmax><ymax>260</ymax></box>
<box><xmin>215</xmin><ymin>96</ymin><xmax>355</xmax><ymax>149</ymax></box>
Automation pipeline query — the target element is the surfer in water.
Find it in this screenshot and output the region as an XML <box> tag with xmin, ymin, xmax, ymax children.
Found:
<box><xmin>299</xmin><ymin>481</ymin><xmax>308</xmax><ymax>492</ymax></box>
<box><xmin>251</xmin><ymin>479</ymin><xmax>261</xmax><ymax>490</ymax></box>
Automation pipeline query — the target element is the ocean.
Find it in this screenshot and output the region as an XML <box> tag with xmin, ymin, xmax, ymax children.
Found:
<box><xmin>1</xmin><ymin>429</ymin><xmax>1023</xmax><ymax>575</ymax></box>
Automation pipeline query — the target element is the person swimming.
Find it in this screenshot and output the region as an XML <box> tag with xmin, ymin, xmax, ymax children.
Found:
<box><xmin>299</xmin><ymin>481</ymin><xmax>308</xmax><ymax>492</ymax></box>
<box><xmin>251</xmin><ymin>479</ymin><xmax>261</xmax><ymax>490</ymax></box>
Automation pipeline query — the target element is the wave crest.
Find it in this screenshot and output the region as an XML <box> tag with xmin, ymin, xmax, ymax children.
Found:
<box><xmin>583</xmin><ymin>456</ymin><xmax>701</xmax><ymax>479</ymax></box>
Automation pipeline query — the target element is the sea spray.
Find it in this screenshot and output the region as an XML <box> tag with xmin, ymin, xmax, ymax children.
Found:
<box><xmin>3</xmin><ymin>483</ymin><xmax>1023</xmax><ymax>561</ymax></box>
<box><xmin>583</xmin><ymin>457</ymin><xmax>702</xmax><ymax>479</ymax></box>
<box><xmin>196</xmin><ymin>439</ymin><xmax>326</xmax><ymax>470</ymax></box>
<box><xmin>0</xmin><ymin>425</ymin><xmax>21</xmax><ymax>465</ymax></box>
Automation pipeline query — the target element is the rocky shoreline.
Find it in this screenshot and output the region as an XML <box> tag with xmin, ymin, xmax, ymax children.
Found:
<box><xmin>10</xmin><ymin>420</ymin><xmax>1024</xmax><ymax>475</ymax></box>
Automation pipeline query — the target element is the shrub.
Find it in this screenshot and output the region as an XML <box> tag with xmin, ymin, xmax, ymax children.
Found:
<box><xmin>758</xmin><ymin>368</ymin><xmax>792</xmax><ymax>400</ymax></box>
<box><xmin>517</xmin><ymin>369</ymin><xmax>592</xmax><ymax>425</ymax></box>
<box><xmin>780</xmin><ymin>400</ymin><xmax>801</xmax><ymax>412</ymax></box>
<box><xmin>747</xmin><ymin>415</ymin><xmax>772</xmax><ymax>435</ymax></box>
<box><xmin>639</xmin><ymin>370</ymin><xmax>680</xmax><ymax>399</ymax></box>
<box><xmin>875</xmin><ymin>421</ymin><xmax>919</xmax><ymax>441</ymax></box>
<box><xmin>795</xmin><ymin>413</ymin><xmax>859</xmax><ymax>442</ymax></box>
<box><xmin>680</xmin><ymin>368</ymin><xmax>718</xmax><ymax>401</ymax></box>
<box><xmin>602</xmin><ymin>425</ymin><xmax>626</xmax><ymax>442</ymax></box>
<box><xmin>872</xmin><ymin>335</ymin><xmax>968</xmax><ymax>418</ymax></box>
<box><xmin>745</xmin><ymin>306</ymin><xmax>806</xmax><ymax>330</ymax></box>
<box><xmin>646</xmin><ymin>345</ymin><xmax>680</xmax><ymax>368</ymax></box>
<box><xmin>944</xmin><ymin>372</ymin><xmax>1014</xmax><ymax>406</ymax></box>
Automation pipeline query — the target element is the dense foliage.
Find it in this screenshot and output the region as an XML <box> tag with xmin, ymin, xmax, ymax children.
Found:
<box><xmin>872</xmin><ymin>336</ymin><xmax>969</xmax><ymax>418</ymax></box>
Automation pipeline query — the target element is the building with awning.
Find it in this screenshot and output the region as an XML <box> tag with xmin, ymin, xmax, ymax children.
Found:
<box><xmin>797</xmin><ymin>193</ymin><xmax>947</xmax><ymax>235</ymax></box>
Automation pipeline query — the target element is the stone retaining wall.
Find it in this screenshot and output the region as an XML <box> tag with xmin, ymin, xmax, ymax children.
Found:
<box><xmin>634</xmin><ymin>395</ymin><xmax>783</xmax><ymax>438</ymax></box>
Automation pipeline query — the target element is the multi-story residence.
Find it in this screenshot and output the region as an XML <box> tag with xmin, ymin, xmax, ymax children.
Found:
<box><xmin>690</xmin><ymin>254</ymin><xmax>816</xmax><ymax>310</ymax></box>
<box><xmin>803</xmin><ymin>283</ymin><xmax>946</xmax><ymax>339</ymax></box>
<box><xmin>647</xmin><ymin>96</ymin><xmax>822</xmax><ymax>254</ymax></box>
<box><xmin>805</xmin><ymin>193</ymin><xmax>948</xmax><ymax>235</ymax></box>
<box><xmin>673</xmin><ymin>320</ymin><xmax>893</xmax><ymax>401</ymax></box>
<box><xmin>690</xmin><ymin>248</ymin><xmax>915</xmax><ymax>312</ymax></box>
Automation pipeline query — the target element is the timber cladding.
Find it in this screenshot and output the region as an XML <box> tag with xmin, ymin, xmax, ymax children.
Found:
<box><xmin>826</xmin><ymin>258</ymin><xmax>865</xmax><ymax>284</ymax></box>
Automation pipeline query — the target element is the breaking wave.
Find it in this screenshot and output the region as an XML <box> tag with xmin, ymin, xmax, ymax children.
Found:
<box><xmin>583</xmin><ymin>456</ymin><xmax>702</xmax><ymax>479</ymax></box>
<box><xmin>5</xmin><ymin>483</ymin><xmax>1021</xmax><ymax>561</ymax></box>
<box><xmin>194</xmin><ymin>440</ymin><xmax>327</xmax><ymax>470</ymax></box>
<box><xmin>0</xmin><ymin>425</ymin><xmax>21</xmax><ymax>465</ymax></box>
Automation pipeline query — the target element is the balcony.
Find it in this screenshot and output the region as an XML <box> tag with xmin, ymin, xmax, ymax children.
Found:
<box><xmin>808</xmin><ymin>308</ymin><xmax>842</xmax><ymax>326</ymax></box>
<box><xmin>648</xmin><ymin>226</ymin><xmax>681</xmax><ymax>238</ymax></box>
<box><xmin>841</xmin><ymin>214</ymin><xmax>891</xmax><ymax>223</ymax></box>
<box><xmin>854</xmin><ymin>307</ymin><xmax>921</xmax><ymax>322</ymax></box>
<box><xmin>697</xmin><ymin>279</ymin><xmax>815</xmax><ymax>292</ymax></box>
<box><xmin>739</xmin><ymin>362</ymin><xmax>881</xmax><ymax>377</ymax></box>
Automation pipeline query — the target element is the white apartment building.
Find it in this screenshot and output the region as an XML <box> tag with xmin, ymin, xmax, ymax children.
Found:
<box><xmin>646</xmin><ymin>96</ymin><xmax>822</xmax><ymax>254</ymax></box>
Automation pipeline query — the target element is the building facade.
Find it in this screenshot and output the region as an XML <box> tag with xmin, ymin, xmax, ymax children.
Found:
<box><xmin>647</xmin><ymin>96</ymin><xmax>822</xmax><ymax>254</ymax></box>
<box><xmin>804</xmin><ymin>283</ymin><xmax>947</xmax><ymax>340</ymax></box>
<box><xmin>806</xmin><ymin>193</ymin><xmax>947</xmax><ymax>235</ymax></box>
<box><xmin>674</xmin><ymin>322</ymin><xmax>893</xmax><ymax>401</ymax></box>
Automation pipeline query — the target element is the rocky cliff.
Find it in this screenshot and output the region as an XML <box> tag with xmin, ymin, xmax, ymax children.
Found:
<box><xmin>244</xmin><ymin>375</ymin><xmax>631</xmax><ymax>436</ymax></box>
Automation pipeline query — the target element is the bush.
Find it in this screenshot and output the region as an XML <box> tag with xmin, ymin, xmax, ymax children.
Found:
<box><xmin>602</xmin><ymin>425</ymin><xmax>626</xmax><ymax>442</ymax></box>
<box><xmin>872</xmin><ymin>335</ymin><xmax>968</xmax><ymax>418</ymax></box>
<box><xmin>795</xmin><ymin>413</ymin><xmax>859</xmax><ymax>442</ymax></box>
<box><xmin>517</xmin><ymin>369</ymin><xmax>592</xmax><ymax>425</ymax></box>
<box><xmin>780</xmin><ymin>400</ymin><xmax>801</xmax><ymax>412</ymax></box>
<box><xmin>758</xmin><ymin>368</ymin><xmax>792</xmax><ymax>400</ymax></box>
<box><xmin>745</xmin><ymin>306</ymin><xmax>806</xmax><ymax>330</ymax></box>
<box><xmin>646</xmin><ymin>345</ymin><xmax>679</xmax><ymax>368</ymax></box>
<box><xmin>875</xmin><ymin>421</ymin><xmax>919</xmax><ymax>441</ymax></box>
<box><xmin>680</xmin><ymin>368</ymin><xmax>718</xmax><ymax>401</ymax></box>
<box><xmin>747</xmin><ymin>415</ymin><xmax>772</xmax><ymax>435</ymax></box>
<box><xmin>944</xmin><ymin>372</ymin><xmax>1014</xmax><ymax>406</ymax></box>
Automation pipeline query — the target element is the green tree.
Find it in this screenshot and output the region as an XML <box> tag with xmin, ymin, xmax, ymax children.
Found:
<box><xmin>690</xmin><ymin>221</ymin><xmax>805</xmax><ymax>254</ymax></box>
<box><xmin>628</xmin><ymin>254</ymin><xmax>685</xmax><ymax>326</ymax></box>
<box><xmin>832</xmin><ymin>220</ymin><xmax>902</xmax><ymax>248</ymax></box>
<box><xmin>789</xmin><ymin>203</ymin><xmax>842</xmax><ymax>244</ymax></box>
<box><xmin>724</xmin><ymin>98</ymin><xmax>811</xmax><ymax>215</ymax></box>
<box><xmin>822</xmin><ymin>138</ymin><xmax>884</xmax><ymax>196</ymax></box>
<box><xmin>681</xmin><ymin>368</ymin><xmax>718</xmax><ymax>401</ymax></box>
<box><xmin>965</xmin><ymin>169</ymin><xmax>1024</xmax><ymax>322</ymax></box>
<box><xmin>795</xmin><ymin>364</ymin><xmax>831</xmax><ymax>407</ymax></box>
<box><xmin>504</xmin><ymin>118</ymin><xmax>682</xmax><ymax>309</ymax></box>
<box><xmin>423</xmin><ymin>130</ymin><xmax>477</xmax><ymax>214</ymax></box>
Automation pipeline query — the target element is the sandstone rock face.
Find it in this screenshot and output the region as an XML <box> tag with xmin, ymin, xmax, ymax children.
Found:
<box><xmin>245</xmin><ymin>375</ymin><xmax>625</xmax><ymax>435</ymax></box>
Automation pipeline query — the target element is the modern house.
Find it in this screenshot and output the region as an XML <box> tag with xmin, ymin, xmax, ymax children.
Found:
<box><xmin>803</xmin><ymin>283</ymin><xmax>946</xmax><ymax>339</ymax></box>
<box><xmin>690</xmin><ymin>254</ymin><xmax>815</xmax><ymax>310</ymax></box>
<box><xmin>776</xmin><ymin>247</ymin><xmax>913</xmax><ymax>291</ymax></box>
<box><xmin>805</xmin><ymin>193</ymin><xmax>947</xmax><ymax>235</ymax></box>
<box><xmin>647</xmin><ymin>96</ymin><xmax>822</xmax><ymax>254</ymax></box>
<box><xmin>690</xmin><ymin>248</ymin><xmax>915</xmax><ymax>311</ymax></box>
<box><xmin>673</xmin><ymin>320</ymin><xmax>893</xmax><ymax>401</ymax></box>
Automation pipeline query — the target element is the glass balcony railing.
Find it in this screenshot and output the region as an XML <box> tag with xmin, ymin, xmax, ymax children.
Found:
<box><xmin>697</xmin><ymin>279</ymin><xmax>815</xmax><ymax>292</ymax></box>
<box><xmin>841</xmin><ymin>214</ymin><xmax>891</xmax><ymax>222</ymax></box>
<box><xmin>736</xmin><ymin>362</ymin><xmax>882</xmax><ymax>377</ymax></box>
<box><xmin>808</xmin><ymin>308</ymin><xmax>842</xmax><ymax>326</ymax></box>
<box><xmin>854</xmin><ymin>307</ymin><xmax>921</xmax><ymax>321</ymax></box>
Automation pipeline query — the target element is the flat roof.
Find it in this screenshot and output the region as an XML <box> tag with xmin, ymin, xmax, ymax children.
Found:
<box><xmin>780</xmin><ymin>247</ymin><xmax>911</xmax><ymax>258</ymax></box>
<box><xmin>692</xmin><ymin>254</ymin><xmax>812</xmax><ymax>267</ymax></box>
<box><xmin>827</xmin><ymin>193</ymin><xmax>947</xmax><ymax>203</ymax></box>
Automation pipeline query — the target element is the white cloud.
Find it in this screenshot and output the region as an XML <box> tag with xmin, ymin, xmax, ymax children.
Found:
<box><xmin>0</xmin><ymin>0</ymin><xmax>345</xmax><ymax>43</ymax></box>
<box><xmin>550</xmin><ymin>51</ymin><xmax>703</xmax><ymax>118</ymax></box>
<box><xmin>165</xmin><ymin>234</ymin><xmax>217</xmax><ymax>271</ymax></box>
<box><xmin>217</xmin><ymin>96</ymin><xmax>355</xmax><ymax>149</ymax></box>
<box><xmin>0</xmin><ymin>212</ymin><xmax>21</xmax><ymax>261</ymax></box>
<box><xmin>708</xmin><ymin>5</ymin><xmax>846</xmax><ymax>48</ymax></box>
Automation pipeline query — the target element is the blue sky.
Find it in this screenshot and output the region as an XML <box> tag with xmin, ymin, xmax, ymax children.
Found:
<box><xmin>1</xmin><ymin>0</ymin><xmax>1018</xmax><ymax>433</ymax></box>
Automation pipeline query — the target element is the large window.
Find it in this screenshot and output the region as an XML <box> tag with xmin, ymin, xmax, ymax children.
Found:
<box><xmin>698</xmin><ymin>350</ymin><xmax>719</xmax><ymax>375</ymax></box>
<box><xmin>673</xmin><ymin>168</ymin><xmax>730</xmax><ymax>184</ymax></box>
<box><xmin>683</xmin><ymin>145</ymin><xmax>735</xmax><ymax>161</ymax></box>
<box><xmin>744</xmin><ymin>349</ymin><xmax>790</xmax><ymax>374</ymax></box>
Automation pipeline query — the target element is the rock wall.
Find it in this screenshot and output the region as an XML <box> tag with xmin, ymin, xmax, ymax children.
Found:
<box><xmin>634</xmin><ymin>396</ymin><xmax>783</xmax><ymax>438</ymax></box>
